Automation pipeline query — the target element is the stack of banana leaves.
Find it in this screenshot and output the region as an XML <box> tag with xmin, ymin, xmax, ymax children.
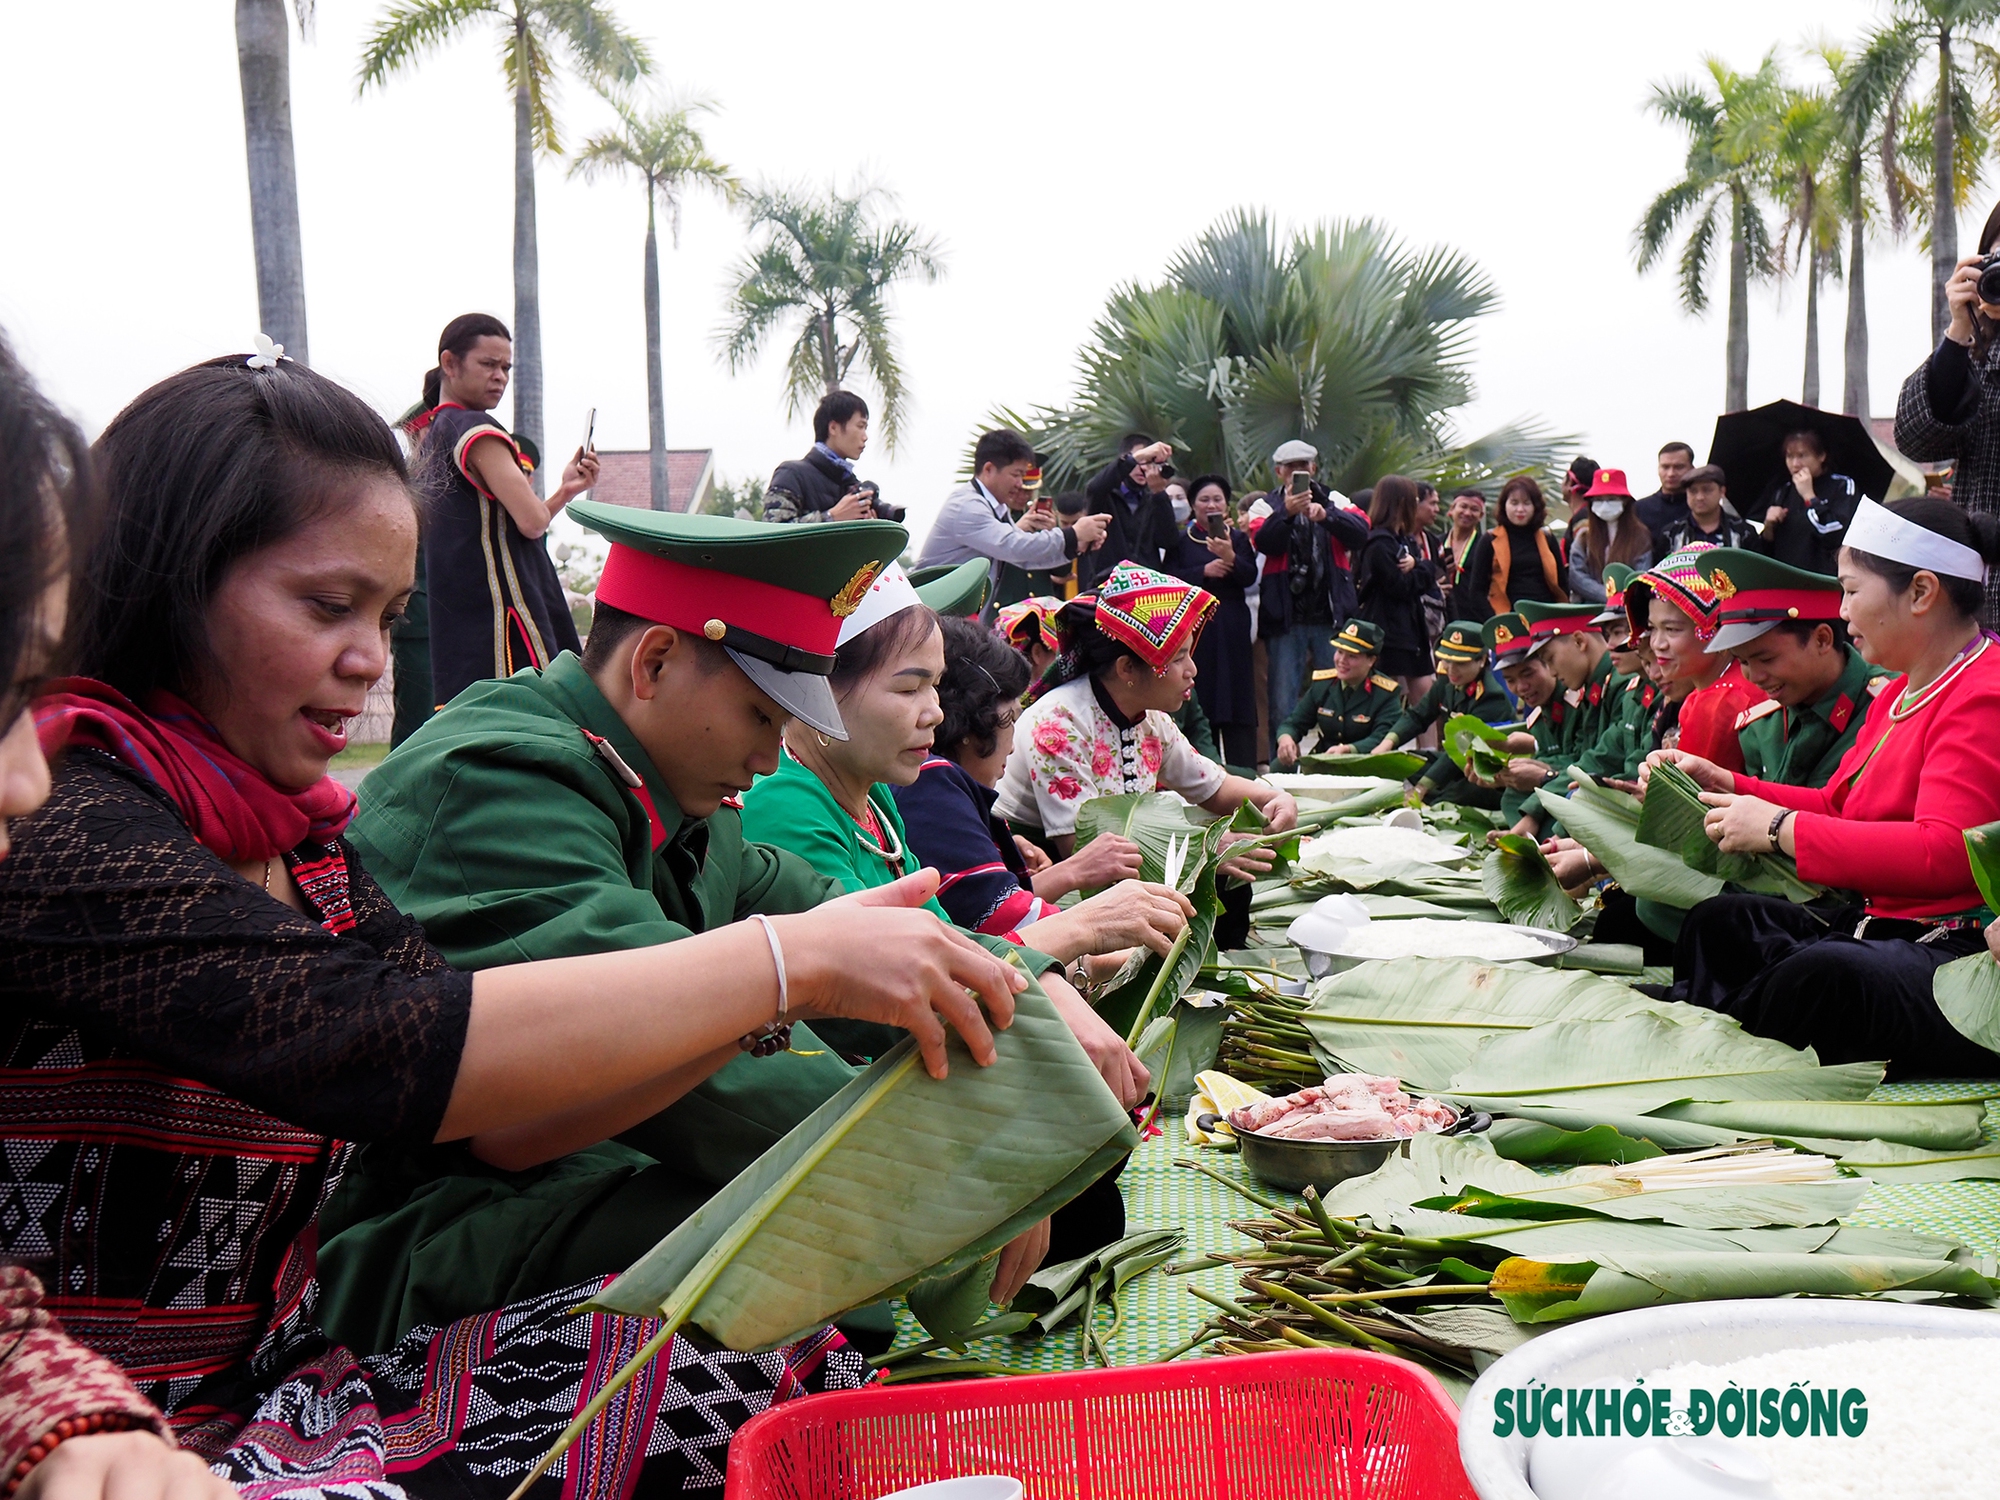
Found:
<box><xmin>1166</xmin><ymin>1133</ymin><xmax>2000</xmax><ymax>1390</ymax></box>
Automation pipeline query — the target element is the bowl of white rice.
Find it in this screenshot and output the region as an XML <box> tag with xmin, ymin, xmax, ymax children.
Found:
<box><xmin>1460</xmin><ymin>1299</ymin><xmax>2000</xmax><ymax>1499</ymax></box>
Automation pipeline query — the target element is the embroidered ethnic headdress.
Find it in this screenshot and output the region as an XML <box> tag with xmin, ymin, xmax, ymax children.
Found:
<box><xmin>996</xmin><ymin>595</ymin><xmax>1064</xmax><ymax>653</ymax></box>
<box><xmin>1025</xmin><ymin>564</ymin><xmax>1216</xmax><ymax>704</ymax></box>
<box><xmin>1625</xmin><ymin>542</ymin><xmax>1723</xmax><ymax>642</ymax></box>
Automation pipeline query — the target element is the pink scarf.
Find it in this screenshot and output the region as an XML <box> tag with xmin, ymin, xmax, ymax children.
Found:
<box><xmin>35</xmin><ymin>678</ymin><xmax>356</xmax><ymax>863</ymax></box>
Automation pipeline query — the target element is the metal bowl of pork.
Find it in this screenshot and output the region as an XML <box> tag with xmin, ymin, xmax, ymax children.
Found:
<box><xmin>1200</xmin><ymin>1105</ymin><xmax>1492</xmax><ymax>1194</ymax></box>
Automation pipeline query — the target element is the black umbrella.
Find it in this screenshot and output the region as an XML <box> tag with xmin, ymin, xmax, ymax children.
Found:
<box><xmin>1706</xmin><ymin>399</ymin><xmax>1896</xmax><ymax>505</ymax></box>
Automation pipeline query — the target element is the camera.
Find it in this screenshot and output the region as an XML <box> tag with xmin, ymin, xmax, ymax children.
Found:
<box><xmin>852</xmin><ymin>481</ymin><xmax>905</xmax><ymax>524</ymax></box>
<box><xmin>1158</xmin><ymin>462</ymin><xmax>1176</xmax><ymax>479</ymax></box>
<box><xmin>1978</xmin><ymin>254</ymin><xmax>2000</xmax><ymax>308</ymax></box>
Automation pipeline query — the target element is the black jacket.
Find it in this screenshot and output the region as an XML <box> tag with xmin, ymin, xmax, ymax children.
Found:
<box><xmin>1353</xmin><ymin>527</ymin><xmax>1437</xmax><ymax>659</ymax></box>
<box><xmin>763</xmin><ymin>448</ymin><xmax>852</xmax><ymax>523</ymax></box>
<box><xmin>1252</xmin><ymin>489</ymin><xmax>1372</xmax><ymax>634</ymax></box>
<box><xmin>1634</xmin><ymin>489</ymin><xmax>1688</xmax><ymax>559</ymax></box>
<box><xmin>1079</xmin><ymin>455</ymin><xmax>1180</xmax><ymax>591</ymax></box>
<box><xmin>1660</xmin><ymin>510</ymin><xmax>1758</xmax><ymax>555</ymax></box>
<box><xmin>1755</xmin><ymin>473</ymin><xmax>1858</xmax><ymax>575</ymax></box>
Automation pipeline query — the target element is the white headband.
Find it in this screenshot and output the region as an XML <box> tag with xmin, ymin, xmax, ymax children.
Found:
<box><xmin>1843</xmin><ymin>499</ymin><xmax>1988</xmax><ymax>584</ymax></box>
<box><xmin>835</xmin><ymin>561</ymin><xmax>924</xmax><ymax>646</ymax></box>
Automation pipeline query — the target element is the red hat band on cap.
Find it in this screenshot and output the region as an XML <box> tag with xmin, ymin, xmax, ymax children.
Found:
<box><xmin>1716</xmin><ymin>586</ymin><xmax>1844</xmax><ymax>622</ymax></box>
<box><xmin>1525</xmin><ymin>615</ymin><xmax>1572</xmax><ymax>641</ymax></box>
<box><xmin>596</xmin><ymin>544</ymin><xmax>840</xmax><ymax>655</ymax></box>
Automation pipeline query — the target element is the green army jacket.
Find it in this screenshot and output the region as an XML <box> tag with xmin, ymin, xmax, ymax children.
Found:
<box><xmin>1381</xmin><ymin>669</ymin><xmax>1512</xmax><ymax>791</ymax></box>
<box><xmin>1736</xmin><ymin>646</ymin><xmax>1890</xmax><ymax>789</ymax></box>
<box><xmin>1279</xmin><ymin>668</ymin><xmax>1406</xmax><ymax>750</ymax></box>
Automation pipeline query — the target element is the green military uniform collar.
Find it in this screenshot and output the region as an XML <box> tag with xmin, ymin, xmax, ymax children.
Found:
<box><xmin>1799</xmin><ymin>645</ymin><xmax>1877</xmax><ymax>735</ymax></box>
<box><xmin>538</xmin><ymin>652</ymin><xmax>688</xmax><ymax>850</ymax></box>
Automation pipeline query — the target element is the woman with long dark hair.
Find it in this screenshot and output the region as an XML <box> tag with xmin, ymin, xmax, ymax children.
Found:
<box><xmin>417</xmin><ymin>313</ymin><xmax>598</xmax><ymax>707</ymax></box>
<box><xmin>1165</xmin><ymin>474</ymin><xmax>1258</xmax><ymax>769</ymax></box>
<box><xmin>1653</xmin><ymin>498</ymin><xmax>2000</xmax><ymax>1076</ymax></box>
<box><xmin>1568</xmin><ymin>467</ymin><xmax>1653</xmax><ymax>604</ymax></box>
<box><xmin>1466</xmin><ymin>474</ymin><xmax>1569</xmax><ymax>617</ymax></box>
<box><xmin>4</xmin><ymin>354</ymin><xmax>1027</xmax><ymax>1499</ymax></box>
<box><xmin>1352</xmin><ymin>474</ymin><xmax>1438</xmax><ymax>704</ymax></box>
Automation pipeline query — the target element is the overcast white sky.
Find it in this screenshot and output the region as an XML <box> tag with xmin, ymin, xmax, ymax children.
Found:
<box><xmin>0</xmin><ymin>0</ymin><xmax>1951</xmax><ymax>555</ymax></box>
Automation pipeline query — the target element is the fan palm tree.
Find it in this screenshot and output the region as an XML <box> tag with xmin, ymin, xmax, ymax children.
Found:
<box><xmin>358</xmin><ymin>0</ymin><xmax>649</xmax><ymax>486</ymax></box>
<box><xmin>1847</xmin><ymin>0</ymin><xmax>2000</xmax><ymax>342</ymax></box>
<box><xmin>715</xmin><ymin>184</ymin><xmax>945</xmax><ymax>452</ymax></box>
<box><xmin>237</xmin><ymin>0</ymin><xmax>312</xmax><ymax>362</ymax></box>
<box><xmin>571</xmin><ymin>94</ymin><xmax>739</xmax><ymax>510</ymax></box>
<box><xmin>984</xmin><ymin>210</ymin><xmax>1570</xmax><ymax>496</ymax></box>
<box><xmin>1769</xmin><ymin>75</ymin><xmax>1844</xmax><ymax>407</ymax></box>
<box><xmin>1636</xmin><ymin>52</ymin><xmax>1786</xmax><ymax>414</ymax></box>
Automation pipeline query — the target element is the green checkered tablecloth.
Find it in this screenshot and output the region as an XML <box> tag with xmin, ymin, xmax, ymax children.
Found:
<box><xmin>886</xmin><ymin>1081</ymin><xmax>2000</xmax><ymax>1373</ymax></box>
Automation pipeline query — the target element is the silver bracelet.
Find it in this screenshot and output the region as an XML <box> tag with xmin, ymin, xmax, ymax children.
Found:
<box><xmin>739</xmin><ymin>914</ymin><xmax>792</xmax><ymax>1056</ymax></box>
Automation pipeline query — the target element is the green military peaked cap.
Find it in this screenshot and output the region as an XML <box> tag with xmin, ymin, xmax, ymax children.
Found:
<box><xmin>1332</xmin><ymin>618</ymin><xmax>1385</xmax><ymax>654</ymax></box>
<box><xmin>910</xmin><ymin>559</ymin><xmax>991</xmax><ymax>618</ymax></box>
<box><xmin>568</xmin><ymin>498</ymin><xmax>908</xmax><ymax>740</ymax></box>
<box><xmin>1695</xmin><ymin>546</ymin><xmax>1847</xmax><ymax>653</ymax></box>
<box><xmin>1434</xmin><ymin>619</ymin><xmax>1488</xmax><ymax>663</ymax></box>
<box><xmin>1483</xmin><ymin>611</ymin><xmax>1535</xmax><ymax>662</ymax></box>
<box><xmin>1516</xmin><ymin>599</ymin><xmax>1602</xmax><ymax>631</ymax></box>
<box><xmin>1592</xmin><ymin>562</ymin><xmax>1640</xmax><ymax>625</ymax></box>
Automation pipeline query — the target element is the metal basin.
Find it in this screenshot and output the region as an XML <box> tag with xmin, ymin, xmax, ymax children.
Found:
<box><xmin>1204</xmin><ymin>1105</ymin><xmax>1492</xmax><ymax>1194</ymax></box>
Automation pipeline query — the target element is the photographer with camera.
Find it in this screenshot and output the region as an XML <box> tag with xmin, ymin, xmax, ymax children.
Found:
<box><xmin>762</xmin><ymin>390</ymin><xmax>905</xmax><ymax>524</ymax></box>
<box><xmin>916</xmin><ymin>429</ymin><xmax>1111</xmax><ymax>607</ymax></box>
<box><xmin>1077</xmin><ymin>434</ymin><xmax>1182</xmax><ymax>591</ymax></box>
<box><xmin>1895</xmin><ymin>202</ymin><xmax>2000</xmax><ymax>625</ymax></box>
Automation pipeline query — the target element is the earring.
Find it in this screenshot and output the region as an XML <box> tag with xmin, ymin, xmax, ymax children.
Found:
<box><xmin>815</xmin><ymin>730</ymin><xmax>832</xmax><ymax>749</ymax></box>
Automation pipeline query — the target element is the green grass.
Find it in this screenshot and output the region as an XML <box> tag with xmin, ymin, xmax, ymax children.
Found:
<box><xmin>331</xmin><ymin>741</ymin><xmax>392</xmax><ymax>771</ymax></box>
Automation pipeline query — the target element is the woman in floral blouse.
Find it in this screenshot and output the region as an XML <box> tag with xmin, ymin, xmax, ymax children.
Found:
<box><xmin>994</xmin><ymin>563</ymin><xmax>1299</xmax><ymax>869</ymax></box>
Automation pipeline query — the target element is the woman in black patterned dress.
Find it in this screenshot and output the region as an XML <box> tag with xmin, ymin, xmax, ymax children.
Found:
<box><xmin>0</xmin><ymin>352</ymin><xmax>1024</xmax><ymax>1500</ymax></box>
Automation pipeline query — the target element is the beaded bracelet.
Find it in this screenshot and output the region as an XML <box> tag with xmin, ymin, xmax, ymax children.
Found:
<box><xmin>4</xmin><ymin>1413</ymin><xmax>150</xmax><ymax>1498</ymax></box>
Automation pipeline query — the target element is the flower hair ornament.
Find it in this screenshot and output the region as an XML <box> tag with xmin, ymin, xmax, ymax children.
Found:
<box><xmin>245</xmin><ymin>333</ymin><xmax>288</xmax><ymax>371</ymax></box>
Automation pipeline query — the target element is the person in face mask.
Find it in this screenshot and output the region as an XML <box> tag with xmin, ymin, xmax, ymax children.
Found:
<box><xmin>1568</xmin><ymin>467</ymin><xmax>1654</xmax><ymax>605</ymax></box>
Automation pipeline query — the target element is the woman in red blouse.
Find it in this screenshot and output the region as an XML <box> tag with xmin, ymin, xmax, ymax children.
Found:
<box><xmin>1649</xmin><ymin>498</ymin><xmax>2000</xmax><ymax>1076</ymax></box>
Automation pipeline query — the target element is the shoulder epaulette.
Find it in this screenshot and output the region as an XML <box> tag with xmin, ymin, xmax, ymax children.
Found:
<box><xmin>1734</xmin><ymin>699</ymin><xmax>1782</xmax><ymax>730</ymax></box>
<box><xmin>1624</xmin><ymin>676</ymin><xmax>1643</xmax><ymax>694</ymax></box>
<box><xmin>1525</xmin><ymin>705</ymin><xmax>1543</xmax><ymax>728</ymax></box>
<box><xmin>1370</xmin><ymin>673</ymin><xmax>1400</xmax><ymax>692</ymax></box>
<box><xmin>1311</xmin><ymin>667</ymin><xmax>1340</xmax><ymax>681</ymax></box>
<box><xmin>1865</xmin><ymin>676</ymin><xmax>1891</xmax><ymax>697</ymax></box>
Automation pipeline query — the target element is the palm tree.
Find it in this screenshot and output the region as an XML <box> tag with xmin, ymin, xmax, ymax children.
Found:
<box><xmin>984</xmin><ymin>210</ymin><xmax>1571</xmax><ymax>497</ymax></box>
<box><xmin>236</xmin><ymin>0</ymin><xmax>312</xmax><ymax>362</ymax></box>
<box><xmin>1636</xmin><ymin>52</ymin><xmax>1785</xmax><ymax>414</ymax></box>
<box><xmin>1827</xmin><ymin>39</ymin><xmax>1896</xmax><ymax>418</ymax></box>
<box><xmin>1769</xmin><ymin>74</ymin><xmax>1844</xmax><ymax>407</ymax></box>
<box><xmin>571</xmin><ymin>94</ymin><xmax>739</xmax><ymax>510</ymax></box>
<box><xmin>1848</xmin><ymin>0</ymin><xmax>2000</xmax><ymax>343</ymax></box>
<box><xmin>359</xmin><ymin>0</ymin><xmax>649</xmax><ymax>486</ymax></box>
<box><xmin>716</xmin><ymin>184</ymin><xmax>945</xmax><ymax>452</ymax></box>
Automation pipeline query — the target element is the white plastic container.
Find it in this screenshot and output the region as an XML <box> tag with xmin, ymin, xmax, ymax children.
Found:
<box><xmin>1459</xmin><ymin>1299</ymin><xmax>2000</xmax><ymax>1499</ymax></box>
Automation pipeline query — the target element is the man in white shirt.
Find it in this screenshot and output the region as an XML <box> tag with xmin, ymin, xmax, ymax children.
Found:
<box><xmin>916</xmin><ymin>430</ymin><xmax>1109</xmax><ymax>598</ymax></box>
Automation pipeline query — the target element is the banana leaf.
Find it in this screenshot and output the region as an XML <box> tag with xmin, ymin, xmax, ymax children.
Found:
<box><xmin>1546</xmin><ymin>777</ymin><xmax>1727</xmax><ymax>908</ymax></box>
<box><xmin>1074</xmin><ymin>791</ymin><xmax>1215</xmax><ymax>895</ymax></box>
<box><xmin>1446</xmin><ymin>1013</ymin><xmax>1885</xmax><ymax>1114</ymax></box>
<box><xmin>1011</xmin><ymin>1230</ymin><xmax>1184</xmax><ymax>1338</ymax></box>
<box><xmin>584</xmin><ymin>975</ymin><xmax>1138</xmax><ymax>1350</ymax></box>
<box><xmin>1298</xmin><ymin>749</ymin><xmax>1429</xmax><ymax>779</ymax></box>
<box><xmin>1965</xmin><ymin>819</ymin><xmax>2000</xmax><ymax>911</ymax></box>
<box><xmin>1637</xmin><ymin>760</ymin><xmax>1821</xmax><ymax>902</ymax></box>
<box><xmin>1486</xmin><ymin>1105</ymin><xmax>1748</xmax><ymax>1152</ymax></box>
<box><xmin>1361</xmin><ymin>894</ymin><xmax>1503</xmax><ymax>921</ymax></box>
<box><xmin>1442</xmin><ymin>713</ymin><xmax>1519</xmax><ymax>772</ymax></box>
<box><xmin>1486</xmin><ymin>1117</ymin><xmax>1665</xmax><ymax>1165</ymax></box>
<box><xmin>1301</xmin><ymin>958</ymin><xmax>1680</xmax><ymax>1089</ymax></box>
<box><xmin>1653</xmin><ymin>1098</ymin><xmax>1988</xmax><ymax>1150</ymax></box>
<box><xmin>1481</xmin><ymin>834</ymin><xmax>1583</xmax><ymax>933</ymax></box>
<box><xmin>1933</xmin><ymin>949</ymin><xmax>2000</xmax><ymax>1054</ymax></box>
<box><xmin>1785</xmin><ymin>1136</ymin><xmax>2000</xmax><ymax>1182</ymax></box>
<box><xmin>1555</xmin><ymin>944</ymin><xmax>1644</xmax><ymax>975</ymax></box>
<box><xmin>1492</xmin><ymin>1252</ymin><xmax>2000</xmax><ymax>1325</ymax></box>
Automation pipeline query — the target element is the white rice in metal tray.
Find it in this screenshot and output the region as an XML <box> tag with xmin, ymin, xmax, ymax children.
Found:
<box><xmin>1330</xmin><ymin>918</ymin><xmax>1550</xmax><ymax>961</ymax></box>
<box><xmin>1299</xmin><ymin>825</ymin><xmax>1467</xmax><ymax>868</ymax></box>
<box><xmin>1638</xmin><ymin>1336</ymin><xmax>2000</xmax><ymax>1499</ymax></box>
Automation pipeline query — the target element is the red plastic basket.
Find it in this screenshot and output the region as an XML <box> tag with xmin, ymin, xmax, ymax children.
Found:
<box><xmin>726</xmin><ymin>1350</ymin><xmax>1474</xmax><ymax>1500</ymax></box>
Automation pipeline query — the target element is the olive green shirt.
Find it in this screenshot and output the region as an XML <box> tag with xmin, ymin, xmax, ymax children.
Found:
<box><xmin>1736</xmin><ymin>646</ymin><xmax>1889</xmax><ymax>789</ymax></box>
<box><xmin>1381</xmin><ymin>668</ymin><xmax>1512</xmax><ymax>791</ymax></box>
<box><xmin>1279</xmin><ymin>669</ymin><xmax>1406</xmax><ymax>750</ymax></box>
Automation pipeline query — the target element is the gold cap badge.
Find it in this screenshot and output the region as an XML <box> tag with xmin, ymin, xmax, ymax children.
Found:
<box><xmin>1709</xmin><ymin>568</ymin><xmax>1737</xmax><ymax>600</ymax></box>
<box><xmin>830</xmin><ymin>561</ymin><xmax>883</xmax><ymax>618</ymax></box>
<box><xmin>703</xmin><ymin>619</ymin><xmax>727</xmax><ymax>641</ymax></box>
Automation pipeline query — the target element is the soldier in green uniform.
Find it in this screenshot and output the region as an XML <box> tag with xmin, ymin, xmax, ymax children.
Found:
<box><xmin>1585</xmin><ymin>563</ymin><xmax>1662</xmax><ymax>782</ymax></box>
<box><xmin>1473</xmin><ymin>611</ymin><xmax>1571</xmax><ymax>833</ymax></box>
<box><xmin>1273</xmin><ymin>619</ymin><xmax>1404</xmax><ymax>765</ymax></box>
<box><xmin>319</xmin><ymin>508</ymin><xmax>1053</xmax><ymax>1355</ymax></box>
<box><xmin>1696</xmin><ymin>548</ymin><xmax>1891</xmax><ymax>788</ymax></box>
<box><xmin>1366</xmin><ymin>620</ymin><xmax>1512</xmax><ymax>806</ymax></box>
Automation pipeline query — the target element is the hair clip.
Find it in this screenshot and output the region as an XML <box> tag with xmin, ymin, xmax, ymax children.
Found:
<box><xmin>246</xmin><ymin>334</ymin><xmax>286</xmax><ymax>371</ymax></box>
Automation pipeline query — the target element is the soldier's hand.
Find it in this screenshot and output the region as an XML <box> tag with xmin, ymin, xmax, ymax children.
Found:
<box><xmin>1640</xmin><ymin>747</ymin><xmax>1735</xmax><ymax>796</ymax></box>
<box><xmin>1494</xmin><ymin>757</ymin><xmax>1552</xmax><ymax>793</ymax></box>
<box><xmin>1275</xmin><ymin>734</ymin><xmax>1300</xmax><ymax>766</ymax></box>
<box><xmin>787</xmin><ymin>871</ymin><xmax>1025</xmax><ymax>1078</ymax></box>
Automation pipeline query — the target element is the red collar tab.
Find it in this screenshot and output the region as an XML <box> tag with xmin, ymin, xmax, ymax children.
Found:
<box><xmin>1829</xmin><ymin>694</ymin><xmax>1855</xmax><ymax>731</ymax></box>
